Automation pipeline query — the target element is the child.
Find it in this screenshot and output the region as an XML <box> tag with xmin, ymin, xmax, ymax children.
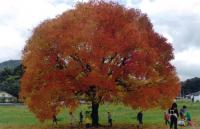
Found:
<box><xmin>79</xmin><ymin>111</ymin><xmax>83</xmax><ymax>125</ymax></box>
<box><xmin>107</xmin><ymin>112</ymin><xmax>112</xmax><ymax>127</ymax></box>
<box><xmin>137</xmin><ymin>111</ymin><xmax>143</xmax><ymax>129</ymax></box>
<box><xmin>180</xmin><ymin>106</ymin><xmax>186</xmax><ymax>120</ymax></box>
<box><xmin>69</xmin><ymin>112</ymin><xmax>76</xmax><ymax>126</ymax></box>
<box><xmin>85</xmin><ymin>111</ymin><xmax>92</xmax><ymax>129</ymax></box>
<box><xmin>52</xmin><ymin>115</ymin><xmax>58</xmax><ymax>125</ymax></box>
<box><xmin>164</xmin><ymin>111</ymin><xmax>170</xmax><ymax>126</ymax></box>
<box><xmin>185</xmin><ymin>111</ymin><xmax>193</xmax><ymax>126</ymax></box>
<box><xmin>178</xmin><ymin>106</ymin><xmax>186</xmax><ymax>127</ymax></box>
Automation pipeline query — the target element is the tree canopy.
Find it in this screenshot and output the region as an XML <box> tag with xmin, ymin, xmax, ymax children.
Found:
<box><xmin>20</xmin><ymin>1</ymin><xmax>180</xmax><ymax>122</ymax></box>
<box><xmin>181</xmin><ymin>77</ymin><xmax>200</xmax><ymax>95</ymax></box>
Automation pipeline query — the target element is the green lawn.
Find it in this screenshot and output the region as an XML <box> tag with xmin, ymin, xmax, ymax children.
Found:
<box><xmin>0</xmin><ymin>100</ymin><xmax>199</xmax><ymax>128</ymax></box>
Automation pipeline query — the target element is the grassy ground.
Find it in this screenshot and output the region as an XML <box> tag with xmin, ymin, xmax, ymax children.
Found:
<box><xmin>0</xmin><ymin>100</ymin><xmax>199</xmax><ymax>128</ymax></box>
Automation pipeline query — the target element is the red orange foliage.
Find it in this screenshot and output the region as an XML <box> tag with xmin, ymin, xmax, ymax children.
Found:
<box><xmin>20</xmin><ymin>1</ymin><xmax>180</xmax><ymax>121</ymax></box>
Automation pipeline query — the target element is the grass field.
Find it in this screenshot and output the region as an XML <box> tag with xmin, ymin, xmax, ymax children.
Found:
<box><xmin>0</xmin><ymin>100</ymin><xmax>199</xmax><ymax>129</ymax></box>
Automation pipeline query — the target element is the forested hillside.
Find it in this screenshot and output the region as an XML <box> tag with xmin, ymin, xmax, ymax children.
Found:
<box><xmin>0</xmin><ymin>60</ymin><xmax>23</xmax><ymax>97</ymax></box>
<box><xmin>181</xmin><ymin>77</ymin><xmax>200</xmax><ymax>95</ymax></box>
<box><xmin>0</xmin><ymin>60</ymin><xmax>21</xmax><ymax>71</ymax></box>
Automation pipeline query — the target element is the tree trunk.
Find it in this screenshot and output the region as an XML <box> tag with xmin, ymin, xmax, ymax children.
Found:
<box><xmin>91</xmin><ymin>101</ymin><xmax>99</xmax><ymax>127</ymax></box>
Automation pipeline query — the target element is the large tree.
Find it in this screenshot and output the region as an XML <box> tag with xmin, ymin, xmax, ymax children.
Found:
<box><xmin>20</xmin><ymin>1</ymin><xmax>180</xmax><ymax>125</ymax></box>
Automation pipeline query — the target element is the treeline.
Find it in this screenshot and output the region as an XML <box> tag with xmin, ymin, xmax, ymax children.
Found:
<box><xmin>0</xmin><ymin>60</ymin><xmax>21</xmax><ymax>71</ymax></box>
<box><xmin>0</xmin><ymin>64</ymin><xmax>23</xmax><ymax>98</ymax></box>
<box><xmin>181</xmin><ymin>77</ymin><xmax>200</xmax><ymax>96</ymax></box>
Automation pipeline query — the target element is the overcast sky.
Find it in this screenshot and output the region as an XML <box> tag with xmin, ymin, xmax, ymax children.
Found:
<box><xmin>0</xmin><ymin>0</ymin><xmax>200</xmax><ymax>81</ymax></box>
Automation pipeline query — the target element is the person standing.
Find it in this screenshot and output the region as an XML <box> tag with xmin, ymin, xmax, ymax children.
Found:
<box><xmin>192</xmin><ymin>96</ymin><xmax>194</xmax><ymax>103</ymax></box>
<box><xmin>137</xmin><ymin>110</ymin><xmax>143</xmax><ymax>129</ymax></box>
<box><xmin>79</xmin><ymin>111</ymin><xmax>83</xmax><ymax>125</ymax></box>
<box><xmin>107</xmin><ymin>112</ymin><xmax>112</xmax><ymax>127</ymax></box>
<box><xmin>69</xmin><ymin>112</ymin><xmax>76</xmax><ymax>126</ymax></box>
<box><xmin>168</xmin><ymin>103</ymin><xmax>179</xmax><ymax>129</ymax></box>
<box><xmin>85</xmin><ymin>111</ymin><xmax>92</xmax><ymax>129</ymax></box>
<box><xmin>52</xmin><ymin>114</ymin><xmax>58</xmax><ymax>125</ymax></box>
<box><xmin>164</xmin><ymin>111</ymin><xmax>170</xmax><ymax>126</ymax></box>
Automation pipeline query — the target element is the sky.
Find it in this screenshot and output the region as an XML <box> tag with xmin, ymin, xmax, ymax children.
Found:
<box><xmin>0</xmin><ymin>0</ymin><xmax>200</xmax><ymax>81</ymax></box>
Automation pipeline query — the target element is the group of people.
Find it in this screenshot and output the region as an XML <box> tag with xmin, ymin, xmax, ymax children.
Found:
<box><xmin>136</xmin><ymin>103</ymin><xmax>193</xmax><ymax>129</ymax></box>
<box><xmin>164</xmin><ymin>103</ymin><xmax>192</xmax><ymax>129</ymax></box>
<box><xmin>52</xmin><ymin>102</ymin><xmax>192</xmax><ymax>129</ymax></box>
<box><xmin>52</xmin><ymin>111</ymin><xmax>112</xmax><ymax>128</ymax></box>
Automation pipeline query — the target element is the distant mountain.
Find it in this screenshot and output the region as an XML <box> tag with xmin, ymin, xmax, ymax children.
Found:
<box><xmin>0</xmin><ymin>60</ymin><xmax>21</xmax><ymax>71</ymax></box>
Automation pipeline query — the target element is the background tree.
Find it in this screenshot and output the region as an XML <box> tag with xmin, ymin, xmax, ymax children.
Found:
<box><xmin>0</xmin><ymin>61</ymin><xmax>22</xmax><ymax>98</ymax></box>
<box><xmin>181</xmin><ymin>77</ymin><xmax>200</xmax><ymax>96</ymax></box>
<box><xmin>20</xmin><ymin>1</ymin><xmax>180</xmax><ymax>125</ymax></box>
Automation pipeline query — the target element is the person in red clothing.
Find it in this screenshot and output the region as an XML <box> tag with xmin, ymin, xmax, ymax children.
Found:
<box><xmin>164</xmin><ymin>111</ymin><xmax>170</xmax><ymax>125</ymax></box>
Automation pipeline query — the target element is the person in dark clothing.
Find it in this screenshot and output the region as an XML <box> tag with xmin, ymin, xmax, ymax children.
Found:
<box><xmin>168</xmin><ymin>103</ymin><xmax>179</xmax><ymax>129</ymax></box>
<box><xmin>107</xmin><ymin>112</ymin><xmax>112</xmax><ymax>127</ymax></box>
<box><xmin>79</xmin><ymin>111</ymin><xmax>83</xmax><ymax>125</ymax></box>
<box><xmin>180</xmin><ymin>105</ymin><xmax>186</xmax><ymax>120</ymax></box>
<box><xmin>192</xmin><ymin>96</ymin><xmax>194</xmax><ymax>103</ymax></box>
<box><xmin>52</xmin><ymin>115</ymin><xmax>58</xmax><ymax>125</ymax></box>
<box><xmin>137</xmin><ymin>111</ymin><xmax>143</xmax><ymax>129</ymax></box>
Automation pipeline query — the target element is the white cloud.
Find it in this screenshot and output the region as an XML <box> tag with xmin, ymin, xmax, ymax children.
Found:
<box><xmin>174</xmin><ymin>47</ymin><xmax>200</xmax><ymax>66</ymax></box>
<box><xmin>124</xmin><ymin>0</ymin><xmax>200</xmax><ymax>80</ymax></box>
<box><xmin>172</xmin><ymin>47</ymin><xmax>200</xmax><ymax>80</ymax></box>
<box><xmin>0</xmin><ymin>0</ymin><xmax>73</xmax><ymax>62</ymax></box>
<box><xmin>133</xmin><ymin>0</ymin><xmax>200</xmax><ymax>50</ymax></box>
<box><xmin>138</xmin><ymin>0</ymin><xmax>200</xmax><ymax>16</ymax></box>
